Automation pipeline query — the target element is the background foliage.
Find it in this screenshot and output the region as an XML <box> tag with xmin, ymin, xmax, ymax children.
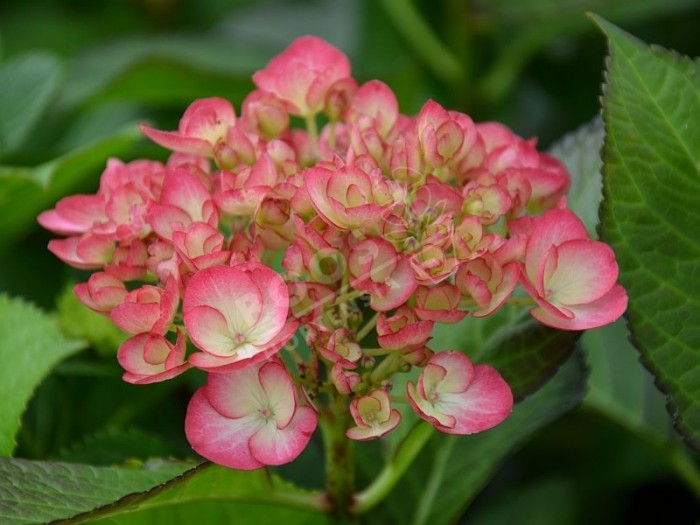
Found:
<box><xmin>0</xmin><ymin>0</ymin><xmax>699</xmax><ymax>523</ymax></box>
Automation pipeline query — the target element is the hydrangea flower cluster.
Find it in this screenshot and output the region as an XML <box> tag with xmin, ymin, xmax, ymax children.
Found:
<box><xmin>39</xmin><ymin>36</ymin><xmax>627</xmax><ymax>470</ymax></box>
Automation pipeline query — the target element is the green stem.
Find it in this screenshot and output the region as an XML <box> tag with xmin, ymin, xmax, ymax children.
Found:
<box><xmin>333</xmin><ymin>290</ymin><xmax>364</xmax><ymax>307</ymax></box>
<box><xmin>363</xmin><ymin>347</ymin><xmax>393</xmax><ymax>357</ymax></box>
<box><xmin>377</xmin><ymin>0</ymin><xmax>467</xmax><ymax>88</ymax></box>
<box><xmin>352</xmin><ymin>422</ymin><xmax>435</xmax><ymax>514</ymax></box>
<box><xmin>370</xmin><ymin>352</ymin><xmax>402</xmax><ymax>384</ymax></box>
<box><xmin>356</xmin><ymin>311</ymin><xmax>380</xmax><ymax>342</ymax></box>
<box><xmin>319</xmin><ymin>394</ymin><xmax>356</xmax><ymax>518</ymax></box>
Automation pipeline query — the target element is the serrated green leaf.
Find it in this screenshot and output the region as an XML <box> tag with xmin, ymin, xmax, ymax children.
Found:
<box><xmin>582</xmin><ymin>319</ymin><xmax>700</xmax><ymax>495</ymax></box>
<box><xmin>0</xmin><ymin>126</ymin><xmax>140</xmax><ymax>246</ymax></box>
<box><xmin>0</xmin><ymin>295</ymin><xmax>85</xmax><ymax>456</ymax></box>
<box><xmin>371</xmin><ymin>351</ymin><xmax>587</xmax><ymax>525</ymax></box>
<box><xmin>0</xmin><ymin>457</ymin><xmax>191</xmax><ymax>525</ymax></box>
<box><xmin>583</xmin><ymin>320</ymin><xmax>674</xmax><ymax>440</ymax></box>
<box><xmin>57</xmin><ymin>463</ymin><xmax>328</xmax><ymax>525</ymax></box>
<box><xmin>0</xmin><ymin>52</ymin><xmax>62</xmax><ymax>157</ymax></box>
<box><xmin>595</xmin><ymin>17</ymin><xmax>700</xmax><ymax>448</ymax></box>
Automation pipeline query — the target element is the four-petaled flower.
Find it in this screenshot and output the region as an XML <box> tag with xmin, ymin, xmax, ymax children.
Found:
<box><xmin>186</xmin><ymin>358</ymin><xmax>317</xmax><ymax>469</ymax></box>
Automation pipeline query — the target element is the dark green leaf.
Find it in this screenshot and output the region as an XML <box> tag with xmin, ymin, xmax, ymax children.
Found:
<box><xmin>57</xmin><ymin>463</ymin><xmax>328</xmax><ymax>525</ymax></box>
<box><xmin>432</xmin><ymin>308</ymin><xmax>580</xmax><ymax>401</ymax></box>
<box><xmin>0</xmin><ymin>457</ymin><xmax>191</xmax><ymax>525</ymax></box>
<box><xmin>596</xmin><ymin>17</ymin><xmax>700</xmax><ymax>448</ymax></box>
<box><xmin>0</xmin><ymin>53</ymin><xmax>62</xmax><ymax>157</ymax></box>
<box><xmin>371</xmin><ymin>351</ymin><xmax>587</xmax><ymax>525</ymax></box>
<box><xmin>0</xmin><ymin>295</ymin><xmax>85</xmax><ymax>456</ymax></box>
<box><xmin>58</xmin><ymin>37</ymin><xmax>269</xmax><ymax>109</ymax></box>
<box><xmin>56</xmin><ymin>427</ymin><xmax>181</xmax><ymax>466</ymax></box>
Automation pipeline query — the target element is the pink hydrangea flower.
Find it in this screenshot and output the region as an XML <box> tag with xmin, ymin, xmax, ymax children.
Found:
<box><xmin>407</xmin><ymin>351</ymin><xmax>513</xmax><ymax>434</ymax></box>
<box><xmin>74</xmin><ymin>272</ymin><xmax>128</xmax><ymax>314</ymax></box>
<box><xmin>109</xmin><ymin>277</ymin><xmax>179</xmax><ymax>335</ymax></box>
<box><xmin>139</xmin><ymin>97</ymin><xmax>236</xmax><ymax>157</ymax></box>
<box><xmin>117</xmin><ymin>331</ymin><xmax>190</xmax><ymax>384</ymax></box>
<box><xmin>185</xmin><ymin>358</ymin><xmax>317</xmax><ymax>469</ymax></box>
<box><xmin>183</xmin><ymin>263</ymin><xmax>297</xmax><ymax>372</ymax></box>
<box><xmin>519</xmin><ymin>208</ymin><xmax>628</xmax><ymax>330</ymax></box>
<box><xmin>346</xmin><ymin>389</ymin><xmax>401</xmax><ymax>441</ymax></box>
<box><xmin>348</xmin><ymin>238</ymin><xmax>416</xmax><ymax>311</ymax></box>
<box><xmin>252</xmin><ymin>35</ymin><xmax>351</xmax><ymax>117</ymax></box>
<box><xmin>304</xmin><ymin>164</ymin><xmax>400</xmax><ymax>232</ymax></box>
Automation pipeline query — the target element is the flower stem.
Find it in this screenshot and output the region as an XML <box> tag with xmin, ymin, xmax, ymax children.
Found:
<box><xmin>352</xmin><ymin>421</ymin><xmax>434</xmax><ymax>514</ymax></box>
<box><xmin>319</xmin><ymin>392</ymin><xmax>356</xmax><ymax>518</ymax></box>
<box><xmin>356</xmin><ymin>311</ymin><xmax>379</xmax><ymax>343</ymax></box>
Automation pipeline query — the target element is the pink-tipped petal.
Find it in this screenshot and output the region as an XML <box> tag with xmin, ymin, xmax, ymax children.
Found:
<box><xmin>185</xmin><ymin>389</ymin><xmax>264</xmax><ymax>470</ymax></box>
<box><xmin>531</xmin><ymin>283</ymin><xmax>628</xmax><ymax>331</ymax></box>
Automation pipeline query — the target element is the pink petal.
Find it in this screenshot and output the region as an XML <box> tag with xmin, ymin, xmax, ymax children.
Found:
<box><xmin>530</xmin><ymin>284</ymin><xmax>628</xmax><ymax>330</ymax></box>
<box><xmin>525</xmin><ymin>208</ymin><xmax>588</xmax><ymax>283</ymax></box>
<box><xmin>544</xmin><ymin>239</ymin><xmax>619</xmax><ymax>306</ymax></box>
<box><xmin>438</xmin><ymin>364</ymin><xmax>513</xmax><ymax>434</ymax></box>
<box><xmin>259</xmin><ymin>361</ymin><xmax>296</xmax><ymax>428</ymax></box>
<box><xmin>239</xmin><ymin>265</ymin><xmax>290</xmax><ymax>345</ymax></box>
<box><xmin>185</xmin><ymin>389</ymin><xmax>264</xmax><ymax>470</ymax></box>
<box><xmin>204</xmin><ymin>364</ymin><xmax>268</xmax><ymax>419</ymax></box>
<box><xmin>184</xmin><ymin>305</ymin><xmax>237</xmax><ymax>356</ymax></box>
<box><xmin>370</xmin><ymin>258</ymin><xmax>417</xmax><ymax>312</ymax></box>
<box><xmin>248</xmin><ymin>405</ymin><xmax>317</xmax><ymax>466</ymax></box>
<box><xmin>138</xmin><ymin>125</ymin><xmax>212</xmax><ymax>157</ymax></box>
<box><xmin>184</xmin><ymin>266</ymin><xmax>263</xmax><ymax>337</ymax></box>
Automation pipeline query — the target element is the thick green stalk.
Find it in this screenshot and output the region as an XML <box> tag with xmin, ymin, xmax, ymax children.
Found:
<box><xmin>319</xmin><ymin>392</ymin><xmax>356</xmax><ymax>519</ymax></box>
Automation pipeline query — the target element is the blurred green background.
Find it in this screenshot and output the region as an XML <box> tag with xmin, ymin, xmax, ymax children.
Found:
<box><xmin>1</xmin><ymin>0</ymin><xmax>699</xmax><ymax>523</ymax></box>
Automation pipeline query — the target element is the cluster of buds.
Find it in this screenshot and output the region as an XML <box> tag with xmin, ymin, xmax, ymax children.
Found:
<box><xmin>39</xmin><ymin>36</ymin><xmax>627</xmax><ymax>470</ymax></box>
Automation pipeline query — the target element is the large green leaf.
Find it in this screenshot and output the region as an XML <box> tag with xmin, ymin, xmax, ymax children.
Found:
<box><xmin>0</xmin><ymin>295</ymin><xmax>85</xmax><ymax>456</ymax></box>
<box><xmin>0</xmin><ymin>458</ymin><xmax>191</xmax><ymax>525</ymax></box>
<box><xmin>58</xmin><ymin>37</ymin><xmax>268</xmax><ymax>109</ymax></box>
<box><xmin>370</xmin><ymin>351</ymin><xmax>587</xmax><ymax>524</ymax></box>
<box><xmin>0</xmin><ymin>126</ymin><xmax>141</xmax><ymax>246</ymax></box>
<box><xmin>596</xmin><ymin>17</ymin><xmax>700</xmax><ymax>448</ymax></box>
<box><xmin>0</xmin><ymin>52</ymin><xmax>62</xmax><ymax>157</ymax></box>
<box><xmin>55</xmin><ymin>463</ymin><xmax>328</xmax><ymax>525</ymax></box>
<box><xmin>582</xmin><ymin>319</ymin><xmax>700</xmax><ymax>496</ymax></box>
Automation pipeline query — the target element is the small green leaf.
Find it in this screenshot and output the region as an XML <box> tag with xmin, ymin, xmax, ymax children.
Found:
<box><xmin>0</xmin><ymin>126</ymin><xmax>141</xmax><ymax>246</ymax></box>
<box><xmin>0</xmin><ymin>457</ymin><xmax>191</xmax><ymax>525</ymax></box>
<box><xmin>0</xmin><ymin>52</ymin><xmax>62</xmax><ymax>156</ymax></box>
<box><xmin>0</xmin><ymin>295</ymin><xmax>85</xmax><ymax>456</ymax></box>
<box><xmin>372</xmin><ymin>352</ymin><xmax>587</xmax><ymax>525</ymax></box>
<box><xmin>595</xmin><ymin>17</ymin><xmax>700</xmax><ymax>448</ymax></box>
